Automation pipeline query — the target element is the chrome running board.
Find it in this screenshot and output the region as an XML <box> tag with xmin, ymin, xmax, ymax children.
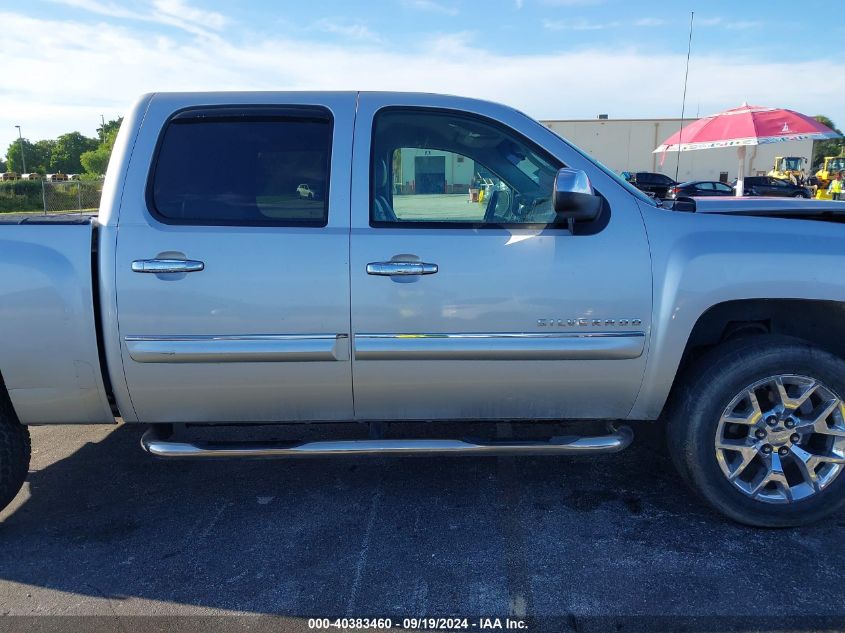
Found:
<box><xmin>140</xmin><ymin>426</ymin><xmax>633</xmax><ymax>459</ymax></box>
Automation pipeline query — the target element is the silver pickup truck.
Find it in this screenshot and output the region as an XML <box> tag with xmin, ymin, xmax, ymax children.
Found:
<box><xmin>2</xmin><ymin>92</ymin><xmax>845</xmax><ymax>527</ymax></box>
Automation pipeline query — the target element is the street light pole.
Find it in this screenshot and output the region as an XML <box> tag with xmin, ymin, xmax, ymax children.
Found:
<box><xmin>14</xmin><ymin>125</ymin><xmax>27</xmax><ymax>174</ymax></box>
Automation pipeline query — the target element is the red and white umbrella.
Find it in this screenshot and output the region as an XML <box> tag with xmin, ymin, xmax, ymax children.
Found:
<box><xmin>654</xmin><ymin>103</ymin><xmax>841</xmax><ymax>196</ymax></box>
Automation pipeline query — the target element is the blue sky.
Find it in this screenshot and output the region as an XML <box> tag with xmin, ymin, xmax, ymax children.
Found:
<box><xmin>2</xmin><ymin>0</ymin><xmax>843</xmax><ymax>159</ymax></box>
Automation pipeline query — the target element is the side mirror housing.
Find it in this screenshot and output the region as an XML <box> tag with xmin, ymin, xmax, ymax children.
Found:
<box><xmin>553</xmin><ymin>168</ymin><xmax>602</xmax><ymax>223</ymax></box>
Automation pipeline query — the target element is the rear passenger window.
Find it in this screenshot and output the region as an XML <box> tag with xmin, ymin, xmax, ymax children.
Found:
<box><xmin>149</xmin><ymin>107</ymin><xmax>332</xmax><ymax>226</ymax></box>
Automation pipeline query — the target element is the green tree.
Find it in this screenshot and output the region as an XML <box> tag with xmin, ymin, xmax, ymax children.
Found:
<box><xmin>96</xmin><ymin>117</ymin><xmax>123</xmax><ymax>142</ymax></box>
<box><xmin>812</xmin><ymin>115</ymin><xmax>845</xmax><ymax>168</ymax></box>
<box><xmin>80</xmin><ymin>145</ymin><xmax>111</xmax><ymax>175</ymax></box>
<box><xmin>0</xmin><ymin>158</ymin><xmax>6</xmax><ymax>173</ymax></box>
<box><xmin>5</xmin><ymin>138</ymin><xmax>36</xmax><ymax>173</ymax></box>
<box><xmin>31</xmin><ymin>139</ymin><xmax>55</xmax><ymax>173</ymax></box>
<box><xmin>48</xmin><ymin>132</ymin><xmax>98</xmax><ymax>174</ymax></box>
<box><xmin>81</xmin><ymin>120</ymin><xmax>122</xmax><ymax>176</ymax></box>
<box><xmin>7</xmin><ymin>138</ymin><xmax>56</xmax><ymax>174</ymax></box>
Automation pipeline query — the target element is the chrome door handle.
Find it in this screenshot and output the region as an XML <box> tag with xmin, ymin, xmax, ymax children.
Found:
<box><xmin>131</xmin><ymin>259</ymin><xmax>205</xmax><ymax>274</ymax></box>
<box><xmin>366</xmin><ymin>261</ymin><xmax>438</xmax><ymax>276</ymax></box>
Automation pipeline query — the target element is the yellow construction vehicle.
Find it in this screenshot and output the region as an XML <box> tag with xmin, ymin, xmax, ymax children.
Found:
<box><xmin>768</xmin><ymin>156</ymin><xmax>807</xmax><ymax>181</ymax></box>
<box><xmin>814</xmin><ymin>155</ymin><xmax>845</xmax><ymax>200</ymax></box>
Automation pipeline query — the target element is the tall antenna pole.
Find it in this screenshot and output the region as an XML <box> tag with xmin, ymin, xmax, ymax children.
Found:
<box><xmin>675</xmin><ymin>11</ymin><xmax>694</xmax><ymax>183</ymax></box>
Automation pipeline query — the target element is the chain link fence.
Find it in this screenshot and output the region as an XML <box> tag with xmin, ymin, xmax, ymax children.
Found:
<box><xmin>0</xmin><ymin>179</ymin><xmax>104</xmax><ymax>216</ymax></box>
<box><xmin>42</xmin><ymin>180</ymin><xmax>104</xmax><ymax>214</ymax></box>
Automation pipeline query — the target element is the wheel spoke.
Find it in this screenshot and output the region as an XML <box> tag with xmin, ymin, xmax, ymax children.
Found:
<box><xmin>748</xmin><ymin>390</ymin><xmax>763</xmax><ymax>419</ymax></box>
<box><xmin>816</xmin><ymin>424</ymin><xmax>845</xmax><ymax>438</ymax></box>
<box><xmin>723</xmin><ymin>413</ymin><xmax>758</xmax><ymax>426</ymax></box>
<box><xmin>767</xmin><ymin>453</ymin><xmax>793</xmax><ymax>501</ymax></box>
<box><xmin>774</xmin><ymin>377</ymin><xmax>818</xmax><ymax>410</ymax></box>
<box><xmin>748</xmin><ymin>469</ymin><xmax>773</xmax><ymax>497</ymax></box>
<box><xmin>715</xmin><ymin>438</ymin><xmax>752</xmax><ymax>451</ymax></box>
<box><xmin>815</xmin><ymin>398</ymin><xmax>840</xmax><ymax>422</ymax></box>
<box><xmin>816</xmin><ymin>453</ymin><xmax>845</xmax><ymax>465</ymax></box>
<box><xmin>796</xmin><ymin>399</ymin><xmax>845</xmax><ymax>437</ymax></box>
<box><xmin>715</xmin><ymin>439</ymin><xmax>759</xmax><ymax>480</ymax></box>
<box><xmin>789</xmin><ymin>445</ymin><xmax>821</xmax><ymax>492</ymax></box>
<box><xmin>722</xmin><ymin>390</ymin><xmax>762</xmax><ymax>425</ymax></box>
<box><xmin>774</xmin><ymin>479</ymin><xmax>794</xmax><ymax>502</ymax></box>
<box><xmin>729</xmin><ymin>450</ymin><xmax>758</xmax><ymax>481</ymax></box>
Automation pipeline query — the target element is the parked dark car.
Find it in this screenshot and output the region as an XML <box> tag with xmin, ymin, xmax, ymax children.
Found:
<box><xmin>632</xmin><ymin>172</ymin><xmax>676</xmax><ymax>198</ymax></box>
<box><xmin>734</xmin><ymin>176</ymin><xmax>811</xmax><ymax>198</ymax></box>
<box><xmin>665</xmin><ymin>180</ymin><xmax>735</xmax><ymax>199</ymax></box>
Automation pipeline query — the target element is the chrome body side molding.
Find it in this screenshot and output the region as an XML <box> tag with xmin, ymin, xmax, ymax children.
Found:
<box><xmin>124</xmin><ymin>334</ymin><xmax>349</xmax><ymax>363</ymax></box>
<box><xmin>141</xmin><ymin>425</ymin><xmax>633</xmax><ymax>458</ymax></box>
<box><xmin>353</xmin><ymin>332</ymin><xmax>646</xmax><ymax>361</ymax></box>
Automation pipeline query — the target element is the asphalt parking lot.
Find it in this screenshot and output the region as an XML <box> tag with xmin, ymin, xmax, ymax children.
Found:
<box><xmin>1</xmin><ymin>421</ymin><xmax>845</xmax><ymax>632</ymax></box>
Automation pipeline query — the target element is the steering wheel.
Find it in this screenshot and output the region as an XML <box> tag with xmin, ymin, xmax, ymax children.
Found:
<box><xmin>483</xmin><ymin>189</ymin><xmax>507</xmax><ymax>222</ymax></box>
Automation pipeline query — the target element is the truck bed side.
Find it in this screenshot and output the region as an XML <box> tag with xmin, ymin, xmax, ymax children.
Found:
<box><xmin>0</xmin><ymin>223</ymin><xmax>114</xmax><ymax>424</ymax></box>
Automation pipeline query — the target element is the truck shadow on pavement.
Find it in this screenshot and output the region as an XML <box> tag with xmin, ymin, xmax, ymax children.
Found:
<box><xmin>1</xmin><ymin>422</ymin><xmax>845</xmax><ymax>631</ymax></box>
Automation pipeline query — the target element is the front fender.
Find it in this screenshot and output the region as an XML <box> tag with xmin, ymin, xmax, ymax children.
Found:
<box><xmin>629</xmin><ymin>205</ymin><xmax>845</xmax><ymax>420</ymax></box>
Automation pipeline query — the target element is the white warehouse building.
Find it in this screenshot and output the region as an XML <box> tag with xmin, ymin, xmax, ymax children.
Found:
<box><xmin>541</xmin><ymin>118</ymin><xmax>815</xmax><ymax>183</ymax></box>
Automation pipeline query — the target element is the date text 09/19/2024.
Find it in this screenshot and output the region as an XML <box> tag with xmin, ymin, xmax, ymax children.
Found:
<box><xmin>307</xmin><ymin>617</ymin><xmax>528</xmax><ymax>630</ymax></box>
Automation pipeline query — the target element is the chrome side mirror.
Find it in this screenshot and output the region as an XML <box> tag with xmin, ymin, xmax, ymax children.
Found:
<box><xmin>553</xmin><ymin>168</ymin><xmax>603</xmax><ymax>226</ymax></box>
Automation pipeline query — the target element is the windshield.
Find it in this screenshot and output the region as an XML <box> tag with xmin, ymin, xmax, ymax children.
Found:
<box><xmin>782</xmin><ymin>157</ymin><xmax>803</xmax><ymax>170</ymax></box>
<box><xmin>829</xmin><ymin>158</ymin><xmax>845</xmax><ymax>171</ymax></box>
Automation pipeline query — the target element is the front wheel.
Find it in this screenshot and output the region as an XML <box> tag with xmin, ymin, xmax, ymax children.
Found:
<box><xmin>793</xmin><ymin>192</ymin><xmax>808</xmax><ymax>198</ymax></box>
<box><xmin>667</xmin><ymin>335</ymin><xmax>845</xmax><ymax>527</ymax></box>
<box><xmin>0</xmin><ymin>389</ymin><xmax>30</xmax><ymax>512</ymax></box>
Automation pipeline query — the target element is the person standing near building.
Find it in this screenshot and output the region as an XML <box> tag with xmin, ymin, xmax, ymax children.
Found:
<box><xmin>829</xmin><ymin>173</ymin><xmax>843</xmax><ymax>201</ymax></box>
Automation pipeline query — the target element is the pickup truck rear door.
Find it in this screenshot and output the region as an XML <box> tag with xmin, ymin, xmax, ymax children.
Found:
<box><xmin>349</xmin><ymin>93</ymin><xmax>652</xmax><ymax>421</ymax></box>
<box><xmin>113</xmin><ymin>94</ymin><xmax>355</xmax><ymax>423</ymax></box>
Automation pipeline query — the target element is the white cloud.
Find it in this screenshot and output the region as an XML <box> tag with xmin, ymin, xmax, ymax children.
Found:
<box><xmin>46</xmin><ymin>0</ymin><xmax>142</xmax><ymax>20</ymax></box>
<box><xmin>540</xmin><ymin>0</ymin><xmax>605</xmax><ymax>5</ymax></box>
<box><xmin>695</xmin><ymin>17</ymin><xmax>762</xmax><ymax>30</ymax></box>
<box><xmin>544</xmin><ymin>16</ymin><xmax>665</xmax><ymax>30</ymax></box>
<box><xmin>514</xmin><ymin>0</ymin><xmax>524</xmax><ymax>8</ymax></box>
<box><xmin>725</xmin><ymin>20</ymin><xmax>762</xmax><ymax>30</ymax></box>
<box><xmin>313</xmin><ymin>18</ymin><xmax>380</xmax><ymax>42</ymax></box>
<box><xmin>634</xmin><ymin>17</ymin><xmax>667</xmax><ymax>27</ymax></box>
<box><xmin>151</xmin><ymin>0</ymin><xmax>228</xmax><ymax>31</ymax></box>
<box><xmin>543</xmin><ymin>18</ymin><xmax>619</xmax><ymax>30</ymax></box>
<box><xmin>1</xmin><ymin>9</ymin><xmax>844</xmax><ymax>157</ymax></box>
<box><xmin>401</xmin><ymin>0</ymin><xmax>459</xmax><ymax>16</ymax></box>
<box><xmin>47</xmin><ymin>0</ymin><xmax>227</xmax><ymax>36</ymax></box>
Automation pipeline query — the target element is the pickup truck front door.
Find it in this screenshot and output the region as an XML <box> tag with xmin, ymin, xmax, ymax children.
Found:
<box><xmin>349</xmin><ymin>95</ymin><xmax>653</xmax><ymax>421</ymax></box>
<box><xmin>114</xmin><ymin>95</ymin><xmax>355</xmax><ymax>423</ymax></box>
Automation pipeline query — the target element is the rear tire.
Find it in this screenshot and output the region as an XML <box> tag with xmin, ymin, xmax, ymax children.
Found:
<box><xmin>0</xmin><ymin>387</ymin><xmax>30</xmax><ymax>512</ymax></box>
<box><xmin>667</xmin><ymin>335</ymin><xmax>845</xmax><ymax>527</ymax></box>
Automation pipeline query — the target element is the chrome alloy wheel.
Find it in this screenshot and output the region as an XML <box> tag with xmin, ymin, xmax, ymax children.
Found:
<box><xmin>715</xmin><ymin>375</ymin><xmax>845</xmax><ymax>503</ymax></box>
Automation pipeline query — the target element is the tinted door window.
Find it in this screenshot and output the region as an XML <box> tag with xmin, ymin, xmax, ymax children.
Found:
<box><xmin>713</xmin><ymin>182</ymin><xmax>733</xmax><ymax>193</ymax></box>
<box><xmin>150</xmin><ymin>108</ymin><xmax>332</xmax><ymax>226</ymax></box>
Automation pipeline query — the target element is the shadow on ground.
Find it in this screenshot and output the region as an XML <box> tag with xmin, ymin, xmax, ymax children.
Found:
<box><xmin>1</xmin><ymin>421</ymin><xmax>844</xmax><ymax>631</ymax></box>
